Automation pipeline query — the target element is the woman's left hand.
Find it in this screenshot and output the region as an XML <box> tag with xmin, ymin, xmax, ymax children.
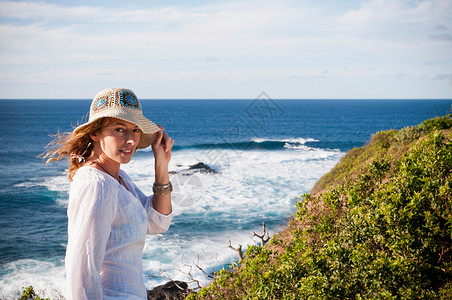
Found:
<box><xmin>151</xmin><ymin>125</ymin><xmax>174</xmax><ymax>165</ymax></box>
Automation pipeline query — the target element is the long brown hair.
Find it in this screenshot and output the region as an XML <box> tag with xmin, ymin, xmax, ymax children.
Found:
<box><xmin>43</xmin><ymin>118</ymin><xmax>110</xmax><ymax>181</ymax></box>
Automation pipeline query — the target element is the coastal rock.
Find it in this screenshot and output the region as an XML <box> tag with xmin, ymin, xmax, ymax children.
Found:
<box><xmin>147</xmin><ymin>281</ymin><xmax>190</xmax><ymax>300</ymax></box>
<box><xmin>188</xmin><ymin>162</ymin><xmax>217</xmax><ymax>174</ymax></box>
<box><xmin>169</xmin><ymin>162</ymin><xmax>218</xmax><ymax>176</ymax></box>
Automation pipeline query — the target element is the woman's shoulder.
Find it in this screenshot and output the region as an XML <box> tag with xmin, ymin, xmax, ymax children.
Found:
<box><xmin>68</xmin><ymin>167</ymin><xmax>119</xmax><ymax>214</ymax></box>
<box><xmin>69</xmin><ymin>167</ymin><xmax>120</xmax><ymax>204</ymax></box>
<box><xmin>72</xmin><ymin>166</ymin><xmax>118</xmax><ymax>186</ymax></box>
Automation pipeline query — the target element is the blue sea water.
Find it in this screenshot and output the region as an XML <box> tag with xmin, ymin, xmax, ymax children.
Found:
<box><xmin>0</xmin><ymin>98</ymin><xmax>451</xmax><ymax>296</ymax></box>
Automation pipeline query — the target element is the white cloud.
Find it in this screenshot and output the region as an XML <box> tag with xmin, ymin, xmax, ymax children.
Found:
<box><xmin>339</xmin><ymin>0</ymin><xmax>452</xmax><ymax>25</ymax></box>
<box><xmin>0</xmin><ymin>1</ymin><xmax>321</xmax><ymax>63</ymax></box>
<box><xmin>0</xmin><ymin>1</ymin><xmax>102</xmax><ymax>20</ymax></box>
<box><xmin>430</xmin><ymin>33</ymin><xmax>452</xmax><ymax>41</ymax></box>
<box><xmin>0</xmin><ymin>0</ymin><xmax>451</xmax><ymax>98</ymax></box>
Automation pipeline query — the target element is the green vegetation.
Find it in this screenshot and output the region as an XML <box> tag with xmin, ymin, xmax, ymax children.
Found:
<box><xmin>188</xmin><ymin>115</ymin><xmax>452</xmax><ymax>299</ymax></box>
<box><xmin>311</xmin><ymin>114</ymin><xmax>452</xmax><ymax>195</ymax></box>
<box><xmin>18</xmin><ymin>286</ymin><xmax>50</xmax><ymax>300</ymax></box>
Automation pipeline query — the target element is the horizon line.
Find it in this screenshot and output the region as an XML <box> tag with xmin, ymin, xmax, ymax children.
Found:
<box><xmin>1</xmin><ymin>98</ymin><xmax>452</xmax><ymax>101</ymax></box>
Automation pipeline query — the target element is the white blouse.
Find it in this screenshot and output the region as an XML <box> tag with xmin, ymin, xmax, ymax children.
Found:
<box><xmin>65</xmin><ymin>167</ymin><xmax>173</xmax><ymax>300</ymax></box>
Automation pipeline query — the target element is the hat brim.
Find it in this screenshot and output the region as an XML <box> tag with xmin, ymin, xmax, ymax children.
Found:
<box><xmin>74</xmin><ymin>108</ymin><xmax>160</xmax><ymax>149</ymax></box>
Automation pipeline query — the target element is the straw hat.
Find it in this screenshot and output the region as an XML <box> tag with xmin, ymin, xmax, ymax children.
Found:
<box><xmin>74</xmin><ymin>88</ymin><xmax>160</xmax><ymax>149</ymax></box>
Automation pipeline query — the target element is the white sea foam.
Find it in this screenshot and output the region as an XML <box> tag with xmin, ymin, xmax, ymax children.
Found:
<box><xmin>38</xmin><ymin>174</ymin><xmax>71</xmax><ymax>206</ymax></box>
<box><xmin>41</xmin><ymin>174</ymin><xmax>70</xmax><ymax>193</ymax></box>
<box><xmin>141</xmin><ymin>230</ymin><xmax>257</xmax><ymax>289</ymax></box>
<box><xmin>0</xmin><ymin>143</ymin><xmax>344</xmax><ymax>296</ymax></box>
<box><xmin>283</xmin><ymin>142</ymin><xmax>312</xmax><ymax>150</ymax></box>
<box><xmin>253</xmin><ymin>137</ymin><xmax>318</xmax><ymax>144</ymax></box>
<box><xmin>12</xmin><ymin>181</ymin><xmax>38</xmax><ymax>189</ymax></box>
<box><xmin>0</xmin><ymin>259</ymin><xmax>65</xmax><ymax>299</ymax></box>
<box><xmin>13</xmin><ymin>172</ymin><xmax>69</xmax><ymax>193</ymax></box>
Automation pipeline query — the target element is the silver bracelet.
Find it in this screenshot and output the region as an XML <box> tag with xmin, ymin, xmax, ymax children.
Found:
<box><xmin>153</xmin><ymin>181</ymin><xmax>173</xmax><ymax>195</ymax></box>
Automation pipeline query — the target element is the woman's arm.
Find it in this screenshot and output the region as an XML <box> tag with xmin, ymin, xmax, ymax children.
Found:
<box><xmin>151</xmin><ymin>127</ymin><xmax>174</xmax><ymax>215</ymax></box>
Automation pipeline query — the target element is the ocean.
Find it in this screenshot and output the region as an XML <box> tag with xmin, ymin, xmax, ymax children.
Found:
<box><xmin>0</xmin><ymin>97</ymin><xmax>451</xmax><ymax>298</ymax></box>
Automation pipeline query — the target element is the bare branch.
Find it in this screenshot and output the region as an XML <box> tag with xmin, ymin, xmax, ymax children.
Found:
<box><xmin>158</xmin><ymin>266</ymin><xmax>195</xmax><ymax>291</ymax></box>
<box><xmin>179</xmin><ymin>266</ymin><xmax>203</xmax><ymax>290</ymax></box>
<box><xmin>193</xmin><ymin>255</ymin><xmax>215</xmax><ymax>279</ymax></box>
<box><xmin>201</xmin><ymin>248</ymin><xmax>222</xmax><ymax>265</ymax></box>
<box><xmin>253</xmin><ymin>222</ymin><xmax>270</xmax><ymax>246</ymax></box>
<box><xmin>227</xmin><ymin>238</ymin><xmax>244</xmax><ymax>262</ymax></box>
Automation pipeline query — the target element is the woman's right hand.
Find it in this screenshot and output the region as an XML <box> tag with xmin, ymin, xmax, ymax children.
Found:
<box><xmin>151</xmin><ymin>125</ymin><xmax>174</xmax><ymax>165</ymax></box>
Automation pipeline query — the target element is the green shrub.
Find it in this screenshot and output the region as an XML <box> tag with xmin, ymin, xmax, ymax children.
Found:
<box><xmin>19</xmin><ymin>286</ymin><xmax>50</xmax><ymax>300</ymax></box>
<box><xmin>393</xmin><ymin>125</ymin><xmax>422</xmax><ymax>143</ymax></box>
<box><xmin>418</xmin><ymin>114</ymin><xmax>452</xmax><ymax>131</ymax></box>
<box><xmin>191</xmin><ymin>127</ymin><xmax>452</xmax><ymax>299</ymax></box>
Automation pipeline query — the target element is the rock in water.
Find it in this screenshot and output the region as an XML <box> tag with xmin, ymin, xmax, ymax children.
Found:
<box><xmin>188</xmin><ymin>162</ymin><xmax>217</xmax><ymax>174</ymax></box>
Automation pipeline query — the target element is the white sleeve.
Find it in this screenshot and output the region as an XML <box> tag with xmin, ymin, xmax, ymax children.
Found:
<box><xmin>65</xmin><ymin>180</ymin><xmax>117</xmax><ymax>300</ymax></box>
<box><xmin>142</xmin><ymin>194</ymin><xmax>173</xmax><ymax>234</ymax></box>
<box><xmin>133</xmin><ymin>184</ymin><xmax>173</xmax><ymax>234</ymax></box>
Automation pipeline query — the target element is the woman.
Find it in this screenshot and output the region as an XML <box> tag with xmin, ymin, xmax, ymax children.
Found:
<box><xmin>45</xmin><ymin>88</ymin><xmax>174</xmax><ymax>299</ymax></box>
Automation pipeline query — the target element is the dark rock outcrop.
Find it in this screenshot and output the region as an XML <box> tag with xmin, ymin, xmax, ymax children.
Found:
<box><xmin>188</xmin><ymin>162</ymin><xmax>217</xmax><ymax>174</ymax></box>
<box><xmin>147</xmin><ymin>281</ymin><xmax>190</xmax><ymax>300</ymax></box>
<box><xmin>169</xmin><ymin>162</ymin><xmax>218</xmax><ymax>176</ymax></box>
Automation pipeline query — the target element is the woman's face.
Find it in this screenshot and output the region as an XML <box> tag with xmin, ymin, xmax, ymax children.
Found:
<box><xmin>91</xmin><ymin>118</ymin><xmax>141</xmax><ymax>165</ymax></box>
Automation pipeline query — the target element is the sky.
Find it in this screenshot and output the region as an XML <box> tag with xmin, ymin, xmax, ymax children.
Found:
<box><xmin>0</xmin><ymin>0</ymin><xmax>451</xmax><ymax>99</ymax></box>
